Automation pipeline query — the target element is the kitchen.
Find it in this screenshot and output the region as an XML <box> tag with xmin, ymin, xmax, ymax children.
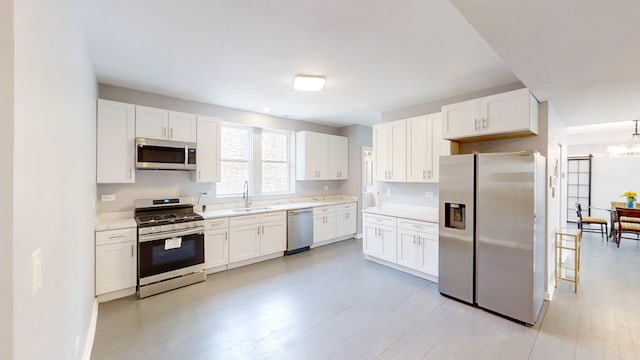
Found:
<box><xmin>4</xmin><ymin>0</ymin><xmax>640</xmax><ymax>359</ymax></box>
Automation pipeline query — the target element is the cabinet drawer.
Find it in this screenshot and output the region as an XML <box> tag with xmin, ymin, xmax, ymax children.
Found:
<box><xmin>261</xmin><ymin>211</ymin><xmax>286</xmax><ymax>223</ymax></box>
<box><xmin>363</xmin><ymin>214</ymin><xmax>396</xmax><ymax>227</ymax></box>
<box><xmin>314</xmin><ymin>205</ymin><xmax>336</xmax><ymax>215</ymax></box>
<box><xmin>336</xmin><ymin>202</ymin><xmax>357</xmax><ymax>212</ymax></box>
<box><xmin>397</xmin><ymin>218</ymin><xmax>437</xmax><ymax>234</ymax></box>
<box><xmin>205</xmin><ymin>217</ymin><xmax>229</xmax><ymax>230</ymax></box>
<box><xmin>230</xmin><ymin>214</ymin><xmax>261</xmax><ymax>227</ymax></box>
<box><xmin>96</xmin><ymin>227</ymin><xmax>137</xmax><ymax>246</ymax></box>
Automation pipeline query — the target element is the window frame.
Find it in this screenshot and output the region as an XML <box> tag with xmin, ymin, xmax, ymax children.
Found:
<box><xmin>260</xmin><ymin>128</ymin><xmax>294</xmax><ymax>195</ymax></box>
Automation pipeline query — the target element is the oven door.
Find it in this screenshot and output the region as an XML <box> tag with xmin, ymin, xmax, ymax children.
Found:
<box><xmin>138</xmin><ymin>228</ymin><xmax>205</xmax><ymax>283</ymax></box>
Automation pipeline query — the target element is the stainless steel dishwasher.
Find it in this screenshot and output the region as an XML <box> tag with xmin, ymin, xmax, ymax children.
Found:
<box><xmin>286</xmin><ymin>208</ymin><xmax>313</xmax><ymax>255</ymax></box>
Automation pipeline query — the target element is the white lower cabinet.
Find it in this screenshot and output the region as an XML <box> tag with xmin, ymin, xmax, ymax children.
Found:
<box><xmin>313</xmin><ymin>202</ymin><xmax>357</xmax><ymax>245</ymax></box>
<box><xmin>95</xmin><ymin>227</ymin><xmax>137</xmax><ymax>299</ymax></box>
<box><xmin>336</xmin><ymin>203</ymin><xmax>357</xmax><ymax>237</ymax></box>
<box><xmin>363</xmin><ymin>214</ymin><xmax>438</xmax><ymax>281</ymax></box>
<box><xmin>229</xmin><ymin>211</ymin><xmax>286</xmax><ymax>263</ymax></box>
<box><xmin>204</xmin><ymin>218</ymin><xmax>229</xmax><ymax>269</ymax></box>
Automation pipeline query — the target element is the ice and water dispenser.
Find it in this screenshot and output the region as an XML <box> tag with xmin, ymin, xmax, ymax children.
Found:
<box><xmin>444</xmin><ymin>203</ymin><xmax>466</xmax><ymax>230</ymax></box>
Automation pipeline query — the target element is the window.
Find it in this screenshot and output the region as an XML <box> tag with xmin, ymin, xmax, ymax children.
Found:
<box><xmin>218</xmin><ymin>124</ymin><xmax>293</xmax><ymax>197</ymax></box>
<box><xmin>218</xmin><ymin>125</ymin><xmax>252</xmax><ymax>196</ymax></box>
<box><xmin>261</xmin><ymin>130</ymin><xmax>291</xmax><ymax>194</ymax></box>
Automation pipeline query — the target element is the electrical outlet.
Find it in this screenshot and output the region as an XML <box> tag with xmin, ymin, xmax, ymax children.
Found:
<box><xmin>32</xmin><ymin>248</ymin><xmax>42</xmax><ymax>296</ymax></box>
<box><xmin>324</xmin><ymin>184</ymin><xmax>329</xmax><ymax>191</ymax></box>
<box><xmin>424</xmin><ymin>192</ymin><xmax>434</xmax><ymax>198</ymax></box>
<box><xmin>101</xmin><ymin>194</ymin><xmax>115</xmax><ymax>202</ymax></box>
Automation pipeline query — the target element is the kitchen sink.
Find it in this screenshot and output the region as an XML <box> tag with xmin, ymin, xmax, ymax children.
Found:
<box><xmin>231</xmin><ymin>207</ymin><xmax>272</xmax><ymax>213</ymax></box>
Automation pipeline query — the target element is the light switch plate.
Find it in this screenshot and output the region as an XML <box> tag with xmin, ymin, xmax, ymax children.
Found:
<box><xmin>101</xmin><ymin>194</ymin><xmax>116</xmax><ymax>202</ymax></box>
<box><xmin>32</xmin><ymin>248</ymin><xmax>42</xmax><ymax>296</ymax></box>
<box><xmin>424</xmin><ymin>192</ymin><xmax>434</xmax><ymax>198</ymax></box>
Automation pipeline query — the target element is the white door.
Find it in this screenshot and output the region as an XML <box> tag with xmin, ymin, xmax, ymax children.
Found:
<box><xmin>481</xmin><ymin>88</ymin><xmax>531</xmax><ymax>135</ymax></box>
<box><xmin>328</xmin><ymin>135</ymin><xmax>349</xmax><ymax>179</ymax></box>
<box><xmin>406</xmin><ymin>115</ymin><xmax>429</xmax><ymax>182</ymax></box>
<box><xmin>296</xmin><ymin>132</ymin><xmax>328</xmax><ymax>180</ymax></box>
<box><xmin>388</xmin><ymin>120</ymin><xmax>407</xmax><ymax>182</ymax></box>
<box><xmin>417</xmin><ymin>232</ymin><xmax>439</xmax><ymax>276</ymax></box>
<box><xmin>229</xmin><ymin>224</ymin><xmax>260</xmax><ymax>263</ymax></box>
<box><xmin>168</xmin><ymin>111</ymin><xmax>197</xmax><ymax>142</ymax></box>
<box><xmin>97</xmin><ymin>99</ymin><xmax>136</xmax><ymax>184</ymax></box>
<box><xmin>379</xmin><ymin>225</ymin><xmax>397</xmax><ymax>263</ymax></box>
<box><xmin>441</xmin><ymin>99</ymin><xmax>479</xmax><ymax>139</ymax></box>
<box><xmin>136</xmin><ymin>105</ymin><xmax>168</xmax><ymax>140</ymax></box>
<box><xmin>260</xmin><ymin>221</ymin><xmax>286</xmax><ymax>255</ymax></box>
<box><xmin>205</xmin><ymin>229</ymin><xmax>228</xmax><ymax>269</ymax></box>
<box><xmin>429</xmin><ymin>112</ymin><xmax>449</xmax><ymax>183</ymax></box>
<box><xmin>195</xmin><ymin>115</ymin><xmax>220</xmax><ymax>182</ymax></box>
<box><xmin>363</xmin><ymin>223</ymin><xmax>381</xmax><ymax>257</ymax></box>
<box><xmin>373</xmin><ymin>124</ymin><xmax>389</xmax><ymax>181</ymax></box>
<box><xmin>312</xmin><ymin>214</ymin><xmax>327</xmax><ymax>244</ymax></box>
<box><xmin>396</xmin><ymin>229</ymin><xmax>418</xmax><ymax>269</ymax></box>
<box><xmin>336</xmin><ymin>210</ymin><xmax>356</xmax><ymax>237</ymax></box>
<box><xmin>95</xmin><ymin>241</ymin><xmax>136</xmax><ymax>295</ymax></box>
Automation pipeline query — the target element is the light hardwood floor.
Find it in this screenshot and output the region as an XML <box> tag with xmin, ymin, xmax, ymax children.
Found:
<box><xmin>92</xmin><ymin>232</ymin><xmax>640</xmax><ymax>359</ymax></box>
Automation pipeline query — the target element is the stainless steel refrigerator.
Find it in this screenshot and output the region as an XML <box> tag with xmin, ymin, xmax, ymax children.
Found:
<box><xmin>438</xmin><ymin>151</ymin><xmax>546</xmax><ymax>325</ymax></box>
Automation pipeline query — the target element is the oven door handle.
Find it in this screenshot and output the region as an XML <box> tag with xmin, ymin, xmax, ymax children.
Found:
<box><xmin>139</xmin><ymin>227</ymin><xmax>205</xmax><ymax>243</ymax></box>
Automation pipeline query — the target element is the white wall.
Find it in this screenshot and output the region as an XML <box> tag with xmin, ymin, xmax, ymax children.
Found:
<box><xmin>590</xmin><ymin>158</ymin><xmax>640</xmax><ymax>210</ymax></box>
<box><xmin>0</xmin><ymin>0</ymin><xmax>14</xmax><ymax>357</ymax></box>
<box><xmin>339</xmin><ymin>125</ymin><xmax>373</xmax><ymax>232</ymax></box>
<box><xmin>13</xmin><ymin>0</ymin><xmax>97</xmax><ymax>358</ymax></box>
<box><xmin>97</xmin><ymin>85</ymin><xmax>361</xmax><ymax>213</ymax></box>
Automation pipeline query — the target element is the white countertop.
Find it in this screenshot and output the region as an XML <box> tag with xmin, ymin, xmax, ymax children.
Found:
<box><xmin>95</xmin><ymin>196</ymin><xmax>358</xmax><ymax>229</ymax></box>
<box><xmin>197</xmin><ymin>198</ymin><xmax>357</xmax><ymax>219</ymax></box>
<box><xmin>362</xmin><ymin>205</ymin><xmax>439</xmax><ymax>223</ymax></box>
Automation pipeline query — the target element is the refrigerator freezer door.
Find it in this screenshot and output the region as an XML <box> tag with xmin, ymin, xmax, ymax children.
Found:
<box><xmin>476</xmin><ymin>152</ymin><xmax>539</xmax><ymax>324</ymax></box>
<box><xmin>438</xmin><ymin>154</ymin><xmax>475</xmax><ymax>304</ymax></box>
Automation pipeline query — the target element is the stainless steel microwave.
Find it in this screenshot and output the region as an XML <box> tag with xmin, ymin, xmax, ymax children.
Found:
<box><xmin>136</xmin><ymin>138</ymin><xmax>196</xmax><ymax>171</ymax></box>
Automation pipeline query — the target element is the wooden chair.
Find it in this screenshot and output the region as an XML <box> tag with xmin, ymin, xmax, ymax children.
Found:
<box><xmin>576</xmin><ymin>203</ymin><xmax>608</xmax><ymax>237</ymax></box>
<box><xmin>613</xmin><ymin>208</ymin><xmax>640</xmax><ymax>247</ymax></box>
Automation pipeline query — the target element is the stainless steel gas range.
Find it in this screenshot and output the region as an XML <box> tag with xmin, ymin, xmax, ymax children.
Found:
<box><xmin>134</xmin><ymin>197</ymin><xmax>206</xmax><ymax>298</ymax></box>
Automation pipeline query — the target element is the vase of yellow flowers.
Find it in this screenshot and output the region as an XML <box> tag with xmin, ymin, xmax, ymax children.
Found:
<box><xmin>622</xmin><ymin>191</ymin><xmax>637</xmax><ymax>208</ymax></box>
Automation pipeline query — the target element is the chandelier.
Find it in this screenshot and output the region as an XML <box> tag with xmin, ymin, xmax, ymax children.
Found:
<box><xmin>607</xmin><ymin>120</ymin><xmax>640</xmax><ymax>157</ymax></box>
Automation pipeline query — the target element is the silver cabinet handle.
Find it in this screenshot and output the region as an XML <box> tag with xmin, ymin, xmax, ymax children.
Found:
<box><xmin>262</xmin><ymin>225</ymin><xmax>264</xmax><ymax>235</ymax></box>
<box><xmin>225</xmin><ymin>231</ymin><xmax>228</xmax><ymax>241</ymax></box>
<box><xmin>482</xmin><ymin>117</ymin><xmax>487</xmax><ymax>130</ymax></box>
<box><xmin>108</xmin><ymin>235</ymin><xmax>126</xmax><ymax>239</ymax></box>
<box><xmin>170</xmin><ymin>128</ymin><xmax>174</xmax><ymax>139</ymax></box>
<box><xmin>162</xmin><ymin>127</ymin><xmax>167</xmax><ymax>138</ymax></box>
<box><xmin>257</xmin><ymin>227</ymin><xmax>260</xmax><ymax>235</ymax></box>
<box><xmin>131</xmin><ymin>244</ymin><xmax>134</xmax><ymax>257</ymax></box>
<box><xmin>474</xmin><ymin>118</ymin><xmax>479</xmax><ymax>131</ymax></box>
<box><xmin>198</xmin><ymin>170</ymin><xmax>201</xmax><ymax>180</ymax></box>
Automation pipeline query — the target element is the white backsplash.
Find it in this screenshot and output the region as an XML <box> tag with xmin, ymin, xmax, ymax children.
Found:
<box><xmin>375</xmin><ymin>182</ymin><xmax>439</xmax><ymax>208</ymax></box>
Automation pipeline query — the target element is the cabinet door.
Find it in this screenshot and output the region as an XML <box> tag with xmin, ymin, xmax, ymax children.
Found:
<box><xmin>388</xmin><ymin>120</ymin><xmax>407</xmax><ymax>182</ymax></box>
<box><xmin>336</xmin><ymin>210</ymin><xmax>357</xmax><ymax>237</ymax></box>
<box><xmin>441</xmin><ymin>99</ymin><xmax>479</xmax><ymax>140</ymax></box>
<box><xmin>96</xmin><ymin>241</ymin><xmax>136</xmax><ymax>295</ymax></box>
<box><xmin>194</xmin><ymin>115</ymin><xmax>221</xmax><ymax>182</ymax></box>
<box><xmin>328</xmin><ymin>135</ymin><xmax>349</xmax><ymax>179</ymax></box>
<box><xmin>229</xmin><ymin>224</ymin><xmax>260</xmax><ymax>263</ymax></box>
<box><xmin>260</xmin><ymin>220</ymin><xmax>286</xmax><ymax>255</ymax></box>
<box><xmin>417</xmin><ymin>232</ymin><xmax>439</xmax><ymax>276</ymax></box>
<box><xmin>396</xmin><ymin>229</ymin><xmax>419</xmax><ymax>269</ymax></box>
<box><xmin>379</xmin><ymin>225</ymin><xmax>397</xmax><ymax>263</ymax></box>
<box><xmin>136</xmin><ymin>105</ymin><xmax>168</xmax><ymax>140</ymax></box>
<box><xmin>373</xmin><ymin>124</ymin><xmax>389</xmax><ymax>182</ymax></box>
<box><xmin>168</xmin><ymin>111</ymin><xmax>197</xmax><ymax>142</ymax></box>
<box><xmin>296</xmin><ymin>131</ymin><xmax>328</xmax><ymax>180</ymax></box>
<box><xmin>427</xmin><ymin>112</ymin><xmax>449</xmax><ymax>183</ymax></box>
<box><xmin>97</xmin><ymin>100</ymin><xmax>136</xmax><ymax>184</ymax></box>
<box><xmin>363</xmin><ymin>223</ymin><xmax>381</xmax><ymax>257</ymax></box>
<box><xmin>481</xmin><ymin>88</ymin><xmax>532</xmax><ymax>135</ymax></box>
<box><xmin>406</xmin><ymin>115</ymin><xmax>429</xmax><ymax>183</ymax></box>
<box><xmin>205</xmin><ymin>228</ymin><xmax>228</xmax><ymax>269</ymax></box>
<box><xmin>313</xmin><ymin>213</ymin><xmax>336</xmax><ymax>243</ymax></box>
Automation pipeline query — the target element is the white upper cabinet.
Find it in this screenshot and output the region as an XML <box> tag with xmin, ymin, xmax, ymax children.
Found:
<box><xmin>328</xmin><ymin>135</ymin><xmax>349</xmax><ymax>179</ymax></box>
<box><xmin>442</xmin><ymin>88</ymin><xmax>539</xmax><ymax>141</ymax></box>
<box><xmin>135</xmin><ymin>106</ymin><xmax>197</xmax><ymax>142</ymax></box>
<box><xmin>97</xmin><ymin>99</ymin><xmax>136</xmax><ymax>184</ymax></box>
<box><xmin>296</xmin><ymin>131</ymin><xmax>348</xmax><ymax>180</ymax></box>
<box><xmin>406</xmin><ymin>112</ymin><xmax>450</xmax><ymax>183</ymax></box>
<box><xmin>374</xmin><ymin>119</ymin><xmax>406</xmax><ymax>182</ymax></box>
<box><xmin>193</xmin><ymin>115</ymin><xmax>221</xmax><ymax>183</ymax></box>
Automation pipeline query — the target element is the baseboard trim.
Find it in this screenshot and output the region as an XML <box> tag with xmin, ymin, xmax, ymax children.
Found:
<box><xmin>228</xmin><ymin>252</ymin><xmax>283</xmax><ymax>269</ymax></box>
<box><xmin>544</xmin><ymin>287</ymin><xmax>555</xmax><ymax>301</ymax></box>
<box><xmin>310</xmin><ymin>235</ymin><xmax>354</xmax><ymax>248</ymax></box>
<box><xmin>365</xmin><ymin>255</ymin><xmax>438</xmax><ymax>283</ymax></box>
<box><xmin>354</xmin><ymin>233</ymin><xmax>363</xmax><ymax>239</ymax></box>
<box><xmin>82</xmin><ymin>298</ymin><xmax>98</xmax><ymax>360</ymax></box>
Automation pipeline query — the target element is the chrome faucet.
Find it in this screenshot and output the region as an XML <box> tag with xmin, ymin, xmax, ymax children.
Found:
<box><xmin>242</xmin><ymin>180</ymin><xmax>251</xmax><ymax>208</ymax></box>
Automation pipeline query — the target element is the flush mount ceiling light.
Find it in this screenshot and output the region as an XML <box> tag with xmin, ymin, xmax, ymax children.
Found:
<box><xmin>607</xmin><ymin>120</ymin><xmax>640</xmax><ymax>157</ymax></box>
<box><xmin>293</xmin><ymin>75</ymin><xmax>326</xmax><ymax>91</ymax></box>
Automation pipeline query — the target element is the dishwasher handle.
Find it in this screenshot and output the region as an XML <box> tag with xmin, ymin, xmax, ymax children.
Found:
<box><xmin>288</xmin><ymin>208</ymin><xmax>313</xmax><ymax>216</ymax></box>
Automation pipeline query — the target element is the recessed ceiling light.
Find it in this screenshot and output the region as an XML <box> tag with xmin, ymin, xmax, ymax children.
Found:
<box><xmin>263</xmin><ymin>107</ymin><xmax>271</xmax><ymax>113</ymax></box>
<box><xmin>293</xmin><ymin>75</ymin><xmax>326</xmax><ymax>92</ymax></box>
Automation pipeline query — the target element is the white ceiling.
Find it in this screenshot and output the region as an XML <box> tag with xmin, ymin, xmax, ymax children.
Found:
<box><xmin>81</xmin><ymin>0</ymin><xmax>518</xmax><ymax>127</ymax></box>
<box><xmin>449</xmin><ymin>0</ymin><xmax>640</xmax><ymax>126</ymax></box>
<box><xmin>82</xmin><ymin>0</ymin><xmax>640</xmax><ymax>128</ymax></box>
